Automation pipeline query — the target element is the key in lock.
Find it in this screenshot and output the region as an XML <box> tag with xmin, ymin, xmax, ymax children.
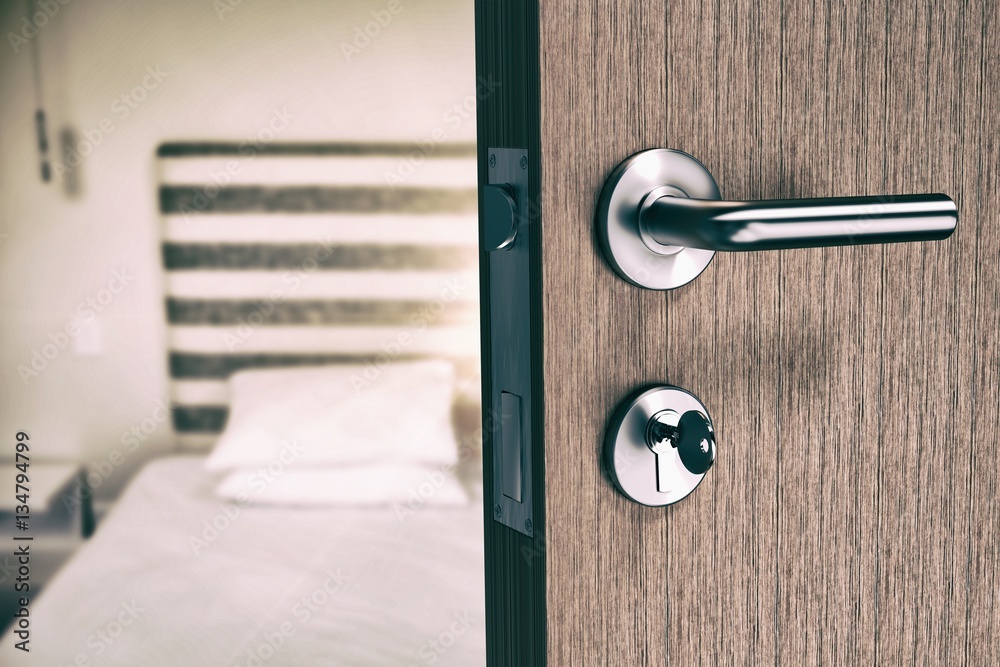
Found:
<box><xmin>605</xmin><ymin>385</ymin><xmax>717</xmax><ymax>507</ymax></box>
<box><xmin>646</xmin><ymin>409</ymin><xmax>716</xmax><ymax>491</ymax></box>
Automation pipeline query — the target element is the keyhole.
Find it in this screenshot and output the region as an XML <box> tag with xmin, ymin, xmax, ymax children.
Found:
<box><xmin>646</xmin><ymin>408</ymin><xmax>717</xmax><ymax>491</ymax></box>
<box><xmin>605</xmin><ymin>385</ymin><xmax>716</xmax><ymax>508</ymax></box>
<box><xmin>646</xmin><ymin>410</ymin><xmax>680</xmax><ymax>492</ymax></box>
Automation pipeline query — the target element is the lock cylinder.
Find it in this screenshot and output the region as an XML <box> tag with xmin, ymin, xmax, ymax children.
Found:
<box><xmin>605</xmin><ymin>385</ymin><xmax>716</xmax><ymax>507</ymax></box>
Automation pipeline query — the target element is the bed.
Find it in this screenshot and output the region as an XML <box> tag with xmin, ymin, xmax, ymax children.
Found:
<box><xmin>0</xmin><ymin>142</ymin><xmax>486</xmax><ymax>665</ymax></box>
<box><xmin>1</xmin><ymin>456</ymin><xmax>485</xmax><ymax>666</ymax></box>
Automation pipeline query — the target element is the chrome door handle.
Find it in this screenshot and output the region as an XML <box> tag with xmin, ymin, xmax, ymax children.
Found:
<box><xmin>597</xmin><ymin>149</ymin><xmax>957</xmax><ymax>289</ymax></box>
<box><xmin>643</xmin><ymin>193</ymin><xmax>955</xmax><ymax>251</ymax></box>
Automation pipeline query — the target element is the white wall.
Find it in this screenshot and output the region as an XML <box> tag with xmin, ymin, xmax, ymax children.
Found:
<box><xmin>0</xmin><ymin>0</ymin><xmax>476</xmax><ymax>495</ymax></box>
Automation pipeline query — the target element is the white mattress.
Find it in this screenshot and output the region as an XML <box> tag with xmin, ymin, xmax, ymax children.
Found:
<box><xmin>2</xmin><ymin>456</ymin><xmax>485</xmax><ymax>666</ymax></box>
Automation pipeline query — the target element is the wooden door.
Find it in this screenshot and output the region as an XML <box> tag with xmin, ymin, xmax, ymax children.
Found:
<box><xmin>476</xmin><ymin>1</ymin><xmax>998</xmax><ymax>664</ymax></box>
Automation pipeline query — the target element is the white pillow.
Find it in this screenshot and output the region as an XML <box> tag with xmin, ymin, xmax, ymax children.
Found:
<box><xmin>215</xmin><ymin>465</ymin><xmax>471</xmax><ymax>509</ymax></box>
<box><xmin>204</xmin><ymin>360</ymin><xmax>459</xmax><ymax>471</ymax></box>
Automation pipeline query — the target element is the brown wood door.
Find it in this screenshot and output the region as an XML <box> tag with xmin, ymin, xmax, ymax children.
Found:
<box><xmin>476</xmin><ymin>1</ymin><xmax>998</xmax><ymax>664</ymax></box>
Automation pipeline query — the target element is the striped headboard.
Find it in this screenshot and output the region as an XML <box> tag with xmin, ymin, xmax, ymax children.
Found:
<box><xmin>158</xmin><ymin>142</ymin><xmax>480</xmax><ymax>452</ymax></box>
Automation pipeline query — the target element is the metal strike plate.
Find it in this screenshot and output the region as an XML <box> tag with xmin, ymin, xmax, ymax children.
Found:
<box><xmin>487</xmin><ymin>148</ymin><xmax>533</xmax><ymax>536</ymax></box>
<box><xmin>604</xmin><ymin>385</ymin><xmax>716</xmax><ymax>507</ymax></box>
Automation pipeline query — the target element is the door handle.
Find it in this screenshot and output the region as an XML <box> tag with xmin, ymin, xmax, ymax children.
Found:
<box><xmin>597</xmin><ymin>149</ymin><xmax>958</xmax><ymax>289</ymax></box>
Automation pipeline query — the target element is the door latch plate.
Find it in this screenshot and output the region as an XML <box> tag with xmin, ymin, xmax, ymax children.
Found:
<box><xmin>486</xmin><ymin>148</ymin><xmax>533</xmax><ymax>536</ymax></box>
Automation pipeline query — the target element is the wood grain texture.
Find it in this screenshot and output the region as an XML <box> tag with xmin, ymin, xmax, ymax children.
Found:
<box><xmin>538</xmin><ymin>1</ymin><xmax>670</xmax><ymax>664</ymax></box>
<box><xmin>531</xmin><ymin>0</ymin><xmax>999</xmax><ymax>665</ymax></box>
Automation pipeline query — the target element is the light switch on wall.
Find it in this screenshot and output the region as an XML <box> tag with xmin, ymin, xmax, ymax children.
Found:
<box><xmin>72</xmin><ymin>316</ymin><xmax>103</xmax><ymax>356</ymax></box>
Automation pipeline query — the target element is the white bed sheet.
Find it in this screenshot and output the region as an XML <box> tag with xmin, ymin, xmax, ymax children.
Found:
<box><xmin>1</xmin><ymin>456</ymin><xmax>485</xmax><ymax>666</ymax></box>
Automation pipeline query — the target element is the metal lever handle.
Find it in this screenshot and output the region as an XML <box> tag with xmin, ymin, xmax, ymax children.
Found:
<box><xmin>597</xmin><ymin>149</ymin><xmax>958</xmax><ymax>289</ymax></box>
<box><xmin>643</xmin><ymin>193</ymin><xmax>955</xmax><ymax>252</ymax></box>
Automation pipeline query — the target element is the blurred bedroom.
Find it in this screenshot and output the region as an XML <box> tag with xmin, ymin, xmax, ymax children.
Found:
<box><xmin>0</xmin><ymin>1</ymin><xmax>485</xmax><ymax>665</ymax></box>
